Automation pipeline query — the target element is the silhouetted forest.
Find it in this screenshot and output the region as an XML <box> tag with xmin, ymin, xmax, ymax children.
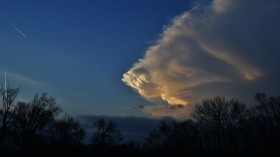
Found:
<box><xmin>1</xmin><ymin>85</ymin><xmax>280</xmax><ymax>157</ymax></box>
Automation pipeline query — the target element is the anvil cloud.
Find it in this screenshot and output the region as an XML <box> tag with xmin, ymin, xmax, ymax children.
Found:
<box><xmin>123</xmin><ymin>0</ymin><xmax>280</xmax><ymax>118</ymax></box>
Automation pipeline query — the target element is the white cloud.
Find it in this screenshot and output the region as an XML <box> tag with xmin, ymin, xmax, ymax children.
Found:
<box><xmin>123</xmin><ymin>0</ymin><xmax>280</xmax><ymax>118</ymax></box>
<box><xmin>212</xmin><ymin>0</ymin><xmax>234</xmax><ymax>13</ymax></box>
<box><xmin>0</xmin><ymin>70</ymin><xmax>45</xmax><ymax>89</ymax></box>
<box><xmin>142</xmin><ymin>104</ymin><xmax>193</xmax><ymax>120</ymax></box>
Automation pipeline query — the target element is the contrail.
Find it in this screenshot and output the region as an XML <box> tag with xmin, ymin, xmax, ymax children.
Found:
<box><xmin>10</xmin><ymin>23</ymin><xmax>28</xmax><ymax>39</ymax></box>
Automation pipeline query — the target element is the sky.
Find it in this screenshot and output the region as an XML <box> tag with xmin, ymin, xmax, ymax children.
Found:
<box><xmin>0</xmin><ymin>0</ymin><xmax>192</xmax><ymax>118</ymax></box>
<box><xmin>1</xmin><ymin>0</ymin><xmax>280</xmax><ymax>121</ymax></box>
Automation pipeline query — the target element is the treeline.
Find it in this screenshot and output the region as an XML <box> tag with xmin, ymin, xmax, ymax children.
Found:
<box><xmin>144</xmin><ymin>94</ymin><xmax>280</xmax><ymax>157</ymax></box>
<box><xmin>0</xmin><ymin>86</ymin><xmax>84</xmax><ymax>157</ymax></box>
<box><xmin>1</xmin><ymin>85</ymin><xmax>280</xmax><ymax>156</ymax></box>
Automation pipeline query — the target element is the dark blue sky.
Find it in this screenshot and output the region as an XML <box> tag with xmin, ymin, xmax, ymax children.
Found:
<box><xmin>0</xmin><ymin>0</ymin><xmax>193</xmax><ymax>117</ymax></box>
<box><xmin>2</xmin><ymin>0</ymin><xmax>280</xmax><ymax>120</ymax></box>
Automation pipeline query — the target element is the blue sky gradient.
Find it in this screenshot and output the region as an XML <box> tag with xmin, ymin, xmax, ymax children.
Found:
<box><xmin>0</xmin><ymin>0</ymin><xmax>193</xmax><ymax>117</ymax></box>
<box><xmin>1</xmin><ymin>0</ymin><xmax>280</xmax><ymax>121</ymax></box>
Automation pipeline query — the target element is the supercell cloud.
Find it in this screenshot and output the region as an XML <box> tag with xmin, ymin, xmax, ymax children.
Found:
<box><xmin>122</xmin><ymin>0</ymin><xmax>280</xmax><ymax>118</ymax></box>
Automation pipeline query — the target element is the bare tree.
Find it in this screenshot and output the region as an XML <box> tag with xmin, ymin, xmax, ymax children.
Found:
<box><xmin>254</xmin><ymin>93</ymin><xmax>280</xmax><ymax>131</ymax></box>
<box><xmin>144</xmin><ymin>119</ymin><xmax>201</xmax><ymax>153</ymax></box>
<box><xmin>0</xmin><ymin>85</ymin><xmax>19</xmax><ymax>145</ymax></box>
<box><xmin>192</xmin><ymin>96</ymin><xmax>246</xmax><ymax>152</ymax></box>
<box><xmin>244</xmin><ymin>93</ymin><xmax>280</xmax><ymax>152</ymax></box>
<box><xmin>50</xmin><ymin>114</ymin><xmax>85</xmax><ymax>145</ymax></box>
<box><xmin>92</xmin><ymin>118</ymin><xmax>122</xmax><ymax>146</ymax></box>
<box><xmin>144</xmin><ymin>120</ymin><xmax>176</xmax><ymax>150</ymax></box>
<box><xmin>13</xmin><ymin>93</ymin><xmax>61</xmax><ymax>151</ymax></box>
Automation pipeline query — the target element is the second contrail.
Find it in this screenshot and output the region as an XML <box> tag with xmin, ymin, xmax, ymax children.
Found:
<box><xmin>10</xmin><ymin>23</ymin><xmax>28</xmax><ymax>39</ymax></box>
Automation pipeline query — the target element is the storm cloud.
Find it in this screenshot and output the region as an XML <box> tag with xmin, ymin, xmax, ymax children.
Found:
<box><xmin>122</xmin><ymin>0</ymin><xmax>280</xmax><ymax>118</ymax></box>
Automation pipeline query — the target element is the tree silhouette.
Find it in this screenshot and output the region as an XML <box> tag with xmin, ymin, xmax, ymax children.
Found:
<box><xmin>13</xmin><ymin>93</ymin><xmax>61</xmax><ymax>152</ymax></box>
<box><xmin>144</xmin><ymin>120</ymin><xmax>176</xmax><ymax>151</ymax></box>
<box><xmin>242</xmin><ymin>93</ymin><xmax>280</xmax><ymax>153</ymax></box>
<box><xmin>50</xmin><ymin>114</ymin><xmax>85</xmax><ymax>145</ymax></box>
<box><xmin>191</xmin><ymin>96</ymin><xmax>246</xmax><ymax>152</ymax></box>
<box><xmin>92</xmin><ymin>118</ymin><xmax>122</xmax><ymax>147</ymax></box>
<box><xmin>144</xmin><ymin>119</ymin><xmax>201</xmax><ymax>155</ymax></box>
<box><xmin>254</xmin><ymin>93</ymin><xmax>280</xmax><ymax>131</ymax></box>
<box><xmin>0</xmin><ymin>85</ymin><xmax>19</xmax><ymax>146</ymax></box>
<box><xmin>0</xmin><ymin>91</ymin><xmax>280</xmax><ymax>157</ymax></box>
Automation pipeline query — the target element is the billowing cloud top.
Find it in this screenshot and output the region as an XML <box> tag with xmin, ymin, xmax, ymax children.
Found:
<box><xmin>123</xmin><ymin>0</ymin><xmax>280</xmax><ymax>118</ymax></box>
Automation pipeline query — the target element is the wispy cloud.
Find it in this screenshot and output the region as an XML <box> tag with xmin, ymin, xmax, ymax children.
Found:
<box><xmin>10</xmin><ymin>23</ymin><xmax>28</xmax><ymax>39</ymax></box>
<box><xmin>123</xmin><ymin>0</ymin><xmax>280</xmax><ymax>118</ymax></box>
<box><xmin>0</xmin><ymin>70</ymin><xmax>45</xmax><ymax>89</ymax></box>
<box><xmin>140</xmin><ymin>104</ymin><xmax>192</xmax><ymax>120</ymax></box>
